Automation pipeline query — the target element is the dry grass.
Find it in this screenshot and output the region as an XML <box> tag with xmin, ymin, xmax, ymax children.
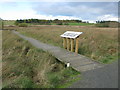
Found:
<box><xmin>2</xmin><ymin>30</ymin><xmax>80</xmax><ymax>88</ymax></box>
<box><xmin>9</xmin><ymin>25</ymin><xmax>118</xmax><ymax>63</ymax></box>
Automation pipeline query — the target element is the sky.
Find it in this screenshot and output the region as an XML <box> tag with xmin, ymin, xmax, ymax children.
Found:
<box><xmin>0</xmin><ymin>0</ymin><xmax>118</xmax><ymax>23</ymax></box>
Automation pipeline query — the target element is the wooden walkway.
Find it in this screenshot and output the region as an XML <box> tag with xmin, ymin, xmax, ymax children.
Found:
<box><xmin>12</xmin><ymin>31</ymin><xmax>103</xmax><ymax>72</ymax></box>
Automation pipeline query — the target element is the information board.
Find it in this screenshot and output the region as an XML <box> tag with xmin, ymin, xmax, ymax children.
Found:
<box><xmin>60</xmin><ymin>31</ymin><xmax>83</xmax><ymax>39</ymax></box>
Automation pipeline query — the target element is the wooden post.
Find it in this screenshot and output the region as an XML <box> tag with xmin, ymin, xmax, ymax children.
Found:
<box><xmin>71</xmin><ymin>38</ymin><xmax>74</xmax><ymax>52</ymax></box>
<box><xmin>75</xmin><ymin>37</ymin><xmax>79</xmax><ymax>53</ymax></box>
<box><xmin>67</xmin><ymin>38</ymin><xmax>70</xmax><ymax>51</ymax></box>
<box><xmin>63</xmin><ymin>37</ymin><xmax>67</xmax><ymax>49</ymax></box>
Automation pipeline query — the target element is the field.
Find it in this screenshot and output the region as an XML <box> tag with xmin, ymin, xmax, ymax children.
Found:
<box><xmin>2</xmin><ymin>21</ymin><xmax>118</xmax><ymax>88</ymax></box>
<box><xmin>68</xmin><ymin>23</ymin><xmax>94</xmax><ymax>26</ymax></box>
<box><xmin>2</xmin><ymin>31</ymin><xmax>80</xmax><ymax>88</ymax></box>
<box><xmin>5</xmin><ymin>25</ymin><xmax>118</xmax><ymax>64</ymax></box>
<box><xmin>0</xmin><ymin>20</ymin><xmax>2</xmax><ymax>29</ymax></box>
<box><xmin>3</xmin><ymin>20</ymin><xmax>15</xmax><ymax>26</ymax></box>
<box><xmin>2</xmin><ymin>20</ymin><xmax>95</xmax><ymax>26</ymax></box>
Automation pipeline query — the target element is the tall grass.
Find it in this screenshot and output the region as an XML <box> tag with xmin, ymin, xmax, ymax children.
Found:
<box><xmin>2</xmin><ymin>31</ymin><xmax>80</xmax><ymax>88</ymax></box>
<box><xmin>0</xmin><ymin>20</ymin><xmax>2</xmax><ymax>29</ymax></box>
<box><xmin>13</xmin><ymin>25</ymin><xmax>118</xmax><ymax>64</ymax></box>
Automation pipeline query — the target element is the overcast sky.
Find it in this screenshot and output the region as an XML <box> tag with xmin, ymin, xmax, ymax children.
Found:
<box><xmin>0</xmin><ymin>1</ymin><xmax>118</xmax><ymax>23</ymax></box>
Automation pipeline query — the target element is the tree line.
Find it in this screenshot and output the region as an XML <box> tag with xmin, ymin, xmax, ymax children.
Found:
<box><xmin>15</xmin><ymin>19</ymin><xmax>119</xmax><ymax>26</ymax></box>
<box><xmin>96</xmin><ymin>20</ymin><xmax>118</xmax><ymax>23</ymax></box>
<box><xmin>15</xmin><ymin>19</ymin><xmax>89</xmax><ymax>25</ymax></box>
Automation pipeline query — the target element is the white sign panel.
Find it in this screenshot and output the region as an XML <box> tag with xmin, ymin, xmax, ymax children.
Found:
<box><xmin>60</xmin><ymin>31</ymin><xmax>83</xmax><ymax>39</ymax></box>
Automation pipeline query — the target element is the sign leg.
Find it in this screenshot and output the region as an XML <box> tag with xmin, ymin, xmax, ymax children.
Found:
<box><xmin>63</xmin><ymin>38</ymin><xmax>67</xmax><ymax>49</ymax></box>
<box><xmin>71</xmin><ymin>39</ymin><xmax>74</xmax><ymax>52</ymax></box>
<box><xmin>67</xmin><ymin>38</ymin><xmax>70</xmax><ymax>51</ymax></box>
<box><xmin>75</xmin><ymin>38</ymin><xmax>79</xmax><ymax>53</ymax></box>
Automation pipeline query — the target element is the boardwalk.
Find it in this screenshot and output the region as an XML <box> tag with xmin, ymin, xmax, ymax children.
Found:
<box><xmin>12</xmin><ymin>31</ymin><xmax>103</xmax><ymax>72</ymax></box>
<box><xmin>11</xmin><ymin>30</ymin><xmax>118</xmax><ymax>88</ymax></box>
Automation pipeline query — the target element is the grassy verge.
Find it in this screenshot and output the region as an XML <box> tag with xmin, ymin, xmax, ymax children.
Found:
<box><xmin>2</xmin><ymin>31</ymin><xmax>80</xmax><ymax>88</ymax></box>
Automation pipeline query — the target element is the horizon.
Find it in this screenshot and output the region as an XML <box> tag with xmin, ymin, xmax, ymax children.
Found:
<box><xmin>1</xmin><ymin>19</ymin><xmax>119</xmax><ymax>24</ymax></box>
<box><xmin>0</xmin><ymin>1</ymin><xmax>118</xmax><ymax>23</ymax></box>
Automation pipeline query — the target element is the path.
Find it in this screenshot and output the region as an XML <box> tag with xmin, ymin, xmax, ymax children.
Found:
<box><xmin>12</xmin><ymin>31</ymin><xmax>103</xmax><ymax>72</ymax></box>
<box><xmin>12</xmin><ymin>31</ymin><xmax>118</xmax><ymax>88</ymax></box>
<box><xmin>69</xmin><ymin>61</ymin><xmax>118</xmax><ymax>88</ymax></box>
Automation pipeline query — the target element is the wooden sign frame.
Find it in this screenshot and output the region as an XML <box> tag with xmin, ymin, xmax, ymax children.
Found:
<box><xmin>60</xmin><ymin>31</ymin><xmax>83</xmax><ymax>53</ymax></box>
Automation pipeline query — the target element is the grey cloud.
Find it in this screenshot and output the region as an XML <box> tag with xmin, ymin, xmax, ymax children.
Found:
<box><xmin>32</xmin><ymin>2</ymin><xmax>118</xmax><ymax>20</ymax></box>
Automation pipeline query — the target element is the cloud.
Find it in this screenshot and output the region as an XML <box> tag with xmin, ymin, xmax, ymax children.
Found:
<box><xmin>0</xmin><ymin>8</ymin><xmax>81</xmax><ymax>20</ymax></box>
<box><xmin>33</xmin><ymin>2</ymin><xmax>118</xmax><ymax>21</ymax></box>
<box><xmin>97</xmin><ymin>14</ymin><xmax>118</xmax><ymax>21</ymax></box>
<box><xmin>33</xmin><ymin>2</ymin><xmax>103</xmax><ymax>16</ymax></box>
<box><xmin>0</xmin><ymin>0</ymin><xmax>119</xmax><ymax>2</ymax></box>
<box><xmin>0</xmin><ymin>2</ymin><xmax>118</xmax><ymax>22</ymax></box>
<box><xmin>0</xmin><ymin>9</ymin><xmax>36</xmax><ymax>20</ymax></box>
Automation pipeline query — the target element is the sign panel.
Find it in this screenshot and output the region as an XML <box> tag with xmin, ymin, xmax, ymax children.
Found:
<box><xmin>60</xmin><ymin>31</ymin><xmax>83</xmax><ymax>39</ymax></box>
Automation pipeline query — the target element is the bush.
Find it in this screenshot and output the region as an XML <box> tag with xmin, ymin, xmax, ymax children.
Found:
<box><xmin>18</xmin><ymin>23</ymin><xmax>28</xmax><ymax>27</ymax></box>
<box><xmin>95</xmin><ymin>23</ymin><xmax>109</xmax><ymax>27</ymax></box>
<box><xmin>57</xmin><ymin>22</ymin><xmax>63</xmax><ymax>25</ymax></box>
<box><xmin>14</xmin><ymin>21</ymin><xmax>19</xmax><ymax>26</ymax></box>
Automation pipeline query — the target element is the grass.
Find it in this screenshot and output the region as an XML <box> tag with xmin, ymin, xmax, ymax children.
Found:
<box><xmin>2</xmin><ymin>20</ymin><xmax>95</xmax><ymax>26</ymax></box>
<box><xmin>68</xmin><ymin>23</ymin><xmax>94</xmax><ymax>26</ymax></box>
<box><xmin>3</xmin><ymin>20</ymin><xmax>15</xmax><ymax>26</ymax></box>
<box><xmin>2</xmin><ymin>30</ymin><xmax>80</xmax><ymax>88</ymax></box>
<box><xmin>0</xmin><ymin>20</ymin><xmax>2</xmax><ymax>29</ymax></box>
<box><xmin>7</xmin><ymin>25</ymin><xmax>118</xmax><ymax>64</ymax></box>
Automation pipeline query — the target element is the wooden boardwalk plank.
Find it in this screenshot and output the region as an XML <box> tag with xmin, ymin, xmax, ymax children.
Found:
<box><xmin>12</xmin><ymin>31</ymin><xmax>103</xmax><ymax>72</ymax></box>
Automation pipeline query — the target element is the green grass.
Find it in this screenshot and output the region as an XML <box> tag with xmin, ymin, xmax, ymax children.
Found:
<box><xmin>4</xmin><ymin>20</ymin><xmax>94</xmax><ymax>26</ymax></box>
<box><xmin>3</xmin><ymin>20</ymin><xmax>15</xmax><ymax>26</ymax></box>
<box><xmin>2</xmin><ymin>31</ymin><xmax>80</xmax><ymax>88</ymax></box>
<box><xmin>68</xmin><ymin>23</ymin><xmax>94</xmax><ymax>26</ymax></box>
<box><xmin>99</xmin><ymin>54</ymin><xmax>118</xmax><ymax>64</ymax></box>
<box><xmin>27</xmin><ymin>22</ymin><xmax>94</xmax><ymax>26</ymax></box>
<box><xmin>46</xmin><ymin>67</ymin><xmax>80</xmax><ymax>88</ymax></box>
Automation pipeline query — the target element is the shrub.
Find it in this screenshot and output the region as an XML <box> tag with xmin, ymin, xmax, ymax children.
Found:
<box><xmin>57</xmin><ymin>22</ymin><xmax>63</xmax><ymax>25</ymax></box>
<box><xmin>14</xmin><ymin>21</ymin><xmax>19</xmax><ymax>26</ymax></box>
<box><xmin>95</xmin><ymin>23</ymin><xmax>109</xmax><ymax>27</ymax></box>
<box><xmin>18</xmin><ymin>23</ymin><xmax>28</xmax><ymax>27</ymax></box>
